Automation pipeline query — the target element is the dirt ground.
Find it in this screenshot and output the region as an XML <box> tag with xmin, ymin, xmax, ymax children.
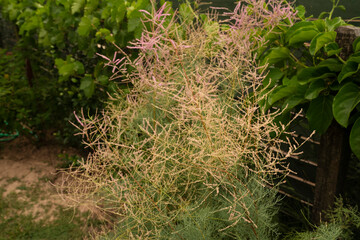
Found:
<box><xmin>0</xmin><ymin>136</ymin><xmax>105</xmax><ymax>237</ymax></box>
<box><xmin>1</xmin><ymin>137</ymin><xmax>74</xmax><ymax>208</ymax></box>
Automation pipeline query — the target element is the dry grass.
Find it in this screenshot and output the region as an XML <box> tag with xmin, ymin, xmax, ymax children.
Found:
<box><xmin>57</xmin><ymin>1</ymin><xmax>304</xmax><ymax>239</ymax></box>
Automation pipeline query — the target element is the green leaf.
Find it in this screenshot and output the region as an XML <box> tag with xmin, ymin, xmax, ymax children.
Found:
<box><xmin>55</xmin><ymin>58</ymin><xmax>65</xmax><ymax>68</ymax></box>
<box><xmin>286</xmin><ymin>21</ymin><xmax>318</xmax><ymax>43</ymax></box>
<box><xmin>71</xmin><ymin>0</ymin><xmax>85</xmax><ymax>14</ymax></box>
<box><xmin>338</xmin><ymin>61</ymin><xmax>360</xmax><ymax>83</ymax></box>
<box><xmin>295</xmin><ymin>5</ymin><xmax>306</xmax><ymax>19</ymax></box>
<box><xmin>288</xmin><ymin>28</ymin><xmax>319</xmax><ymax>46</ymax></box>
<box><xmin>77</xmin><ymin>16</ymin><xmax>91</xmax><ymax>36</ymax></box>
<box><xmin>282</xmin><ymin>95</ymin><xmax>305</xmax><ymax>112</ymax></box>
<box><xmin>306</xmin><ymin>95</ymin><xmax>334</xmax><ymax>134</ymax></box>
<box><xmin>80</xmin><ymin>75</ymin><xmax>95</xmax><ymax>98</ymax></box>
<box><xmin>309</xmin><ymin>31</ymin><xmax>337</xmax><ymax>55</ymax></box>
<box><xmin>297</xmin><ymin>66</ymin><xmax>336</xmax><ymax>85</ymax></box>
<box><xmin>268</xmin><ymin>85</ymin><xmax>298</xmax><ymax>105</ymax></box>
<box><xmin>318</xmin><ymin>12</ymin><xmax>329</xmax><ymax>19</ymax></box>
<box><xmin>324</xmin><ymin>42</ymin><xmax>342</xmax><ymax>56</ymax></box>
<box><xmin>336</xmin><ymin>5</ymin><xmax>346</xmax><ymax>12</ymax></box>
<box><xmin>116</xmin><ymin>2</ymin><xmax>126</xmax><ymax>24</ymax></box>
<box><xmin>305</xmin><ymin>79</ymin><xmax>326</xmax><ymax>100</ymax></box>
<box><xmin>313</xmin><ymin>19</ymin><xmax>326</xmax><ymax>32</ymax></box>
<box><xmin>263</xmin><ymin>68</ymin><xmax>284</xmax><ymax>88</ymax></box>
<box><xmin>318</xmin><ymin>58</ymin><xmax>343</xmax><ymax>72</ymax></box>
<box><xmin>353</xmin><ymin>37</ymin><xmax>360</xmax><ymax>53</ymax></box>
<box><xmin>262</xmin><ymin>47</ymin><xmax>290</xmax><ymax>65</ymax></box>
<box><xmin>325</xmin><ymin>17</ymin><xmax>345</xmax><ymax>32</ymax></box>
<box><xmin>58</xmin><ymin>64</ymin><xmax>75</xmax><ymax>77</ymax></box>
<box><xmin>97</xmin><ymin>75</ymin><xmax>109</xmax><ymax>85</ymax></box>
<box><xmin>127</xmin><ymin>17</ymin><xmax>141</xmax><ymax>32</ymax></box>
<box><xmin>73</xmin><ymin>61</ymin><xmax>84</xmax><ymax>74</ymax></box>
<box><xmin>268</xmin><ymin>77</ymin><xmax>305</xmax><ymax>106</ymax></box>
<box><xmin>333</xmin><ymin>82</ymin><xmax>360</xmax><ymax>127</ymax></box>
<box><xmin>350</xmin><ymin>118</ymin><xmax>360</xmax><ymax>159</ymax></box>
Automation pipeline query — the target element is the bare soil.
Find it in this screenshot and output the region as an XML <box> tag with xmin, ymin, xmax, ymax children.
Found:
<box><xmin>1</xmin><ymin>136</ymin><xmax>110</xmax><ymax>226</ymax></box>
<box><xmin>0</xmin><ymin>137</ymin><xmax>83</xmax><ymax>220</ymax></box>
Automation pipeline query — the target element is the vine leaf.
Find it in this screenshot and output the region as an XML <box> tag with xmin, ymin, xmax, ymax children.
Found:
<box><xmin>261</xmin><ymin>47</ymin><xmax>290</xmax><ymax>65</ymax></box>
<box><xmin>338</xmin><ymin>59</ymin><xmax>360</xmax><ymax>83</ymax></box>
<box><xmin>71</xmin><ymin>0</ymin><xmax>85</xmax><ymax>14</ymax></box>
<box><xmin>77</xmin><ymin>16</ymin><xmax>91</xmax><ymax>36</ymax></box>
<box><xmin>80</xmin><ymin>75</ymin><xmax>95</xmax><ymax>98</ymax></box>
<box><xmin>306</xmin><ymin>95</ymin><xmax>334</xmax><ymax>134</ymax></box>
<box><xmin>353</xmin><ymin>37</ymin><xmax>360</xmax><ymax>53</ymax></box>
<box><xmin>305</xmin><ymin>79</ymin><xmax>326</xmax><ymax>100</ymax></box>
<box><xmin>350</xmin><ymin>118</ymin><xmax>360</xmax><ymax>159</ymax></box>
<box><xmin>297</xmin><ymin>66</ymin><xmax>335</xmax><ymax>85</ymax></box>
<box><xmin>309</xmin><ymin>31</ymin><xmax>337</xmax><ymax>55</ymax></box>
<box><xmin>333</xmin><ymin>82</ymin><xmax>360</xmax><ymax>127</ymax></box>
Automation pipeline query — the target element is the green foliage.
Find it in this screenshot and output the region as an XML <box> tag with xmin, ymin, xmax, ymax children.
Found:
<box><xmin>0</xmin><ymin>187</ymin><xmax>97</xmax><ymax>240</ymax></box>
<box><xmin>258</xmin><ymin>1</ymin><xmax>360</xmax><ymax>159</ymax></box>
<box><xmin>290</xmin><ymin>198</ymin><xmax>360</xmax><ymax>239</ymax></box>
<box><xmin>0</xmin><ymin>0</ymin><xmax>153</xmax><ymax>142</ymax></box>
<box><xmin>0</xmin><ymin>48</ymin><xmax>56</xmax><ymax>136</ymax></box>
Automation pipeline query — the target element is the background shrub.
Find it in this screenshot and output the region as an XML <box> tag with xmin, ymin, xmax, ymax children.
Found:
<box><xmin>0</xmin><ymin>0</ymin><xmax>155</xmax><ymax>143</ymax></box>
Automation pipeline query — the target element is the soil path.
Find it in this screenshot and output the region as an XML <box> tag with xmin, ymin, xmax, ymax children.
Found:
<box><xmin>0</xmin><ymin>137</ymin><xmax>83</xmax><ymax>221</ymax></box>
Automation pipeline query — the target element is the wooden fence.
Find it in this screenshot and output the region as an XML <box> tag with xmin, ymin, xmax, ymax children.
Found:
<box><xmin>280</xmin><ymin>25</ymin><xmax>360</xmax><ymax>225</ymax></box>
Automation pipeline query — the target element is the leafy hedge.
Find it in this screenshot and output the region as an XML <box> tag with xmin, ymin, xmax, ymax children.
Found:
<box><xmin>0</xmin><ymin>0</ymin><xmax>156</xmax><ymax>141</ymax></box>
<box><xmin>259</xmin><ymin>1</ymin><xmax>360</xmax><ymax>159</ymax></box>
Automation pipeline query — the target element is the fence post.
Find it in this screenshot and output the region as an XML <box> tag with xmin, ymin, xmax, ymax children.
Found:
<box><xmin>312</xmin><ymin>25</ymin><xmax>360</xmax><ymax>224</ymax></box>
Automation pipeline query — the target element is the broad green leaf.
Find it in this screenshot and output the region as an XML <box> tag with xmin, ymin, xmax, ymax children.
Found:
<box><xmin>324</xmin><ymin>42</ymin><xmax>342</xmax><ymax>56</ymax></box>
<box><xmin>96</xmin><ymin>28</ymin><xmax>111</xmax><ymax>39</ymax></box>
<box><xmin>297</xmin><ymin>66</ymin><xmax>336</xmax><ymax>85</ymax></box>
<box><xmin>309</xmin><ymin>31</ymin><xmax>337</xmax><ymax>55</ymax></box>
<box><xmin>73</xmin><ymin>61</ymin><xmax>84</xmax><ymax>74</ymax></box>
<box><xmin>305</xmin><ymin>79</ymin><xmax>326</xmax><ymax>100</ymax></box>
<box><xmin>318</xmin><ymin>12</ymin><xmax>329</xmax><ymax>19</ymax></box>
<box><xmin>91</xmin><ymin>17</ymin><xmax>100</xmax><ymax>28</ymax></box>
<box><xmin>71</xmin><ymin>0</ymin><xmax>85</xmax><ymax>14</ymax></box>
<box><xmin>286</xmin><ymin>21</ymin><xmax>317</xmax><ymax>41</ymax></box>
<box><xmin>268</xmin><ymin>77</ymin><xmax>305</xmax><ymax>106</ymax></box>
<box><xmin>350</xmin><ymin>118</ymin><xmax>360</xmax><ymax>159</ymax></box>
<box><xmin>84</xmin><ymin>0</ymin><xmax>99</xmax><ymax>14</ymax></box>
<box><xmin>38</xmin><ymin>28</ymin><xmax>50</xmax><ymax>46</ymax></box>
<box><xmin>262</xmin><ymin>47</ymin><xmax>290</xmax><ymax>65</ymax></box>
<box><xmin>282</xmin><ymin>95</ymin><xmax>305</xmax><ymax>112</ymax></box>
<box><xmin>55</xmin><ymin>58</ymin><xmax>65</xmax><ymax>68</ymax></box>
<box><xmin>77</xmin><ymin>16</ymin><xmax>91</xmax><ymax>36</ymax></box>
<box><xmin>268</xmin><ymin>85</ymin><xmax>298</xmax><ymax>105</ymax></box>
<box><xmin>336</xmin><ymin>5</ymin><xmax>346</xmax><ymax>12</ymax></box>
<box><xmin>80</xmin><ymin>75</ymin><xmax>95</xmax><ymax>98</ymax></box>
<box><xmin>325</xmin><ymin>17</ymin><xmax>345</xmax><ymax>32</ymax></box>
<box><xmin>318</xmin><ymin>58</ymin><xmax>343</xmax><ymax>72</ymax></box>
<box><xmin>333</xmin><ymin>82</ymin><xmax>360</xmax><ymax>127</ymax></box>
<box><xmin>116</xmin><ymin>3</ymin><xmax>126</xmax><ymax>24</ymax></box>
<box><xmin>58</xmin><ymin>63</ymin><xmax>75</xmax><ymax>77</ymax></box>
<box><xmin>338</xmin><ymin>61</ymin><xmax>360</xmax><ymax>83</ymax></box>
<box><xmin>128</xmin><ymin>17</ymin><xmax>141</xmax><ymax>32</ymax></box>
<box><xmin>288</xmin><ymin>28</ymin><xmax>319</xmax><ymax>46</ymax></box>
<box><xmin>263</xmin><ymin>68</ymin><xmax>283</xmax><ymax>88</ymax></box>
<box><xmin>295</xmin><ymin>5</ymin><xmax>306</xmax><ymax>19</ymax></box>
<box><xmin>313</xmin><ymin>19</ymin><xmax>326</xmax><ymax>32</ymax></box>
<box><xmin>306</xmin><ymin>95</ymin><xmax>334</xmax><ymax>134</ymax></box>
<box><xmin>97</xmin><ymin>75</ymin><xmax>109</xmax><ymax>85</ymax></box>
<box><xmin>353</xmin><ymin>37</ymin><xmax>360</xmax><ymax>53</ymax></box>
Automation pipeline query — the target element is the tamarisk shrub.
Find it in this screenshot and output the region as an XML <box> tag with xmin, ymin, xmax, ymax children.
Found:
<box><xmin>59</xmin><ymin>1</ymin><xmax>302</xmax><ymax>239</ymax></box>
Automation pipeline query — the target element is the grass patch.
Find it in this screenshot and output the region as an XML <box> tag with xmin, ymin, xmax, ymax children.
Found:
<box><xmin>0</xmin><ymin>186</ymin><xmax>103</xmax><ymax>240</ymax></box>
